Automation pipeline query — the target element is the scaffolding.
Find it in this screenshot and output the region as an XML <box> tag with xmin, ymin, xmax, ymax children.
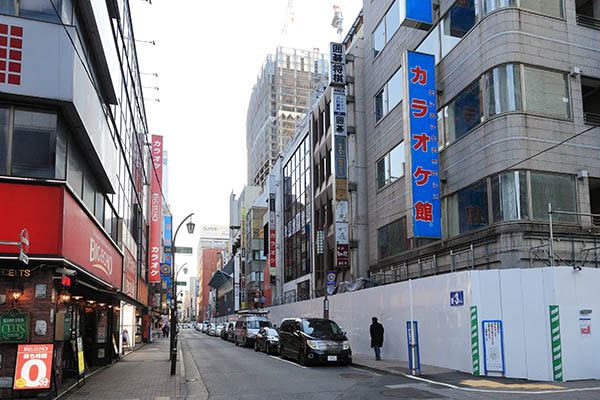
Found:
<box><xmin>247</xmin><ymin>47</ymin><xmax>328</xmax><ymax>188</ymax></box>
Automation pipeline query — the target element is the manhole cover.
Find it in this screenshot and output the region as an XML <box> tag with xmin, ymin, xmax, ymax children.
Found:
<box><xmin>383</xmin><ymin>388</ymin><xmax>445</xmax><ymax>398</ymax></box>
<box><xmin>339</xmin><ymin>373</ymin><xmax>373</xmax><ymax>380</ymax></box>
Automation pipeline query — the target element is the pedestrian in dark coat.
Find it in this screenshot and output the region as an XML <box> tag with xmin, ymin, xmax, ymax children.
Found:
<box><xmin>370</xmin><ymin>317</ymin><xmax>384</xmax><ymax>360</ymax></box>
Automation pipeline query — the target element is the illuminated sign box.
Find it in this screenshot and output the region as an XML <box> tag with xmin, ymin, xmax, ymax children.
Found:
<box><xmin>401</xmin><ymin>0</ymin><xmax>433</xmax><ymax>30</ymax></box>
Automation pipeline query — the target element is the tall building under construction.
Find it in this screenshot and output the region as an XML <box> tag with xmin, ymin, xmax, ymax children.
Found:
<box><xmin>247</xmin><ymin>47</ymin><xmax>328</xmax><ymax>187</ymax></box>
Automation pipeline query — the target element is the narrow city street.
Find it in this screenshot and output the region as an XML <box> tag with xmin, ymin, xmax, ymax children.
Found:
<box><xmin>181</xmin><ymin>330</ymin><xmax>600</xmax><ymax>400</ymax></box>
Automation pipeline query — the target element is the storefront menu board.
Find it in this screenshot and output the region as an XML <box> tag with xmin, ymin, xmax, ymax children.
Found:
<box><xmin>13</xmin><ymin>344</ymin><xmax>54</xmax><ymax>390</ymax></box>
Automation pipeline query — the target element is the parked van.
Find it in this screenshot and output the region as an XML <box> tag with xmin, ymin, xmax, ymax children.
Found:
<box><xmin>234</xmin><ymin>310</ymin><xmax>272</xmax><ymax>347</ymax></box>
<box><xmin>278</xmin><ymin>318</ymin><xmax>351</xmax><ymax>366</ymax></box>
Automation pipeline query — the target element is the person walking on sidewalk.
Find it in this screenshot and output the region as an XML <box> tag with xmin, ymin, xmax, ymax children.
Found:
<box><xmin>370</xmin><ymin>317</ymin><xmax>384</xmax><ymax>361</ymax></box>
<box><xmin>162</xmin><ymin>323</ymin><xmax>169</xmax><ymax>339</ymax></box>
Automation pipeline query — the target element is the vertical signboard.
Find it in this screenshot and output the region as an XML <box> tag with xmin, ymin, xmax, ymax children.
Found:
<box><xmin>124</xmin><ymin>249</ymin><xmax>137</xmax><ymax>298</ymax></box>
<box><xmin>329</xmin><ymin>42</ymin><xmax>345</xmax><ymax>86</ymax></box>
<box><xmin>405</xmin><ymin>51</ymin><xmax>441</xmax><ymax>238</ymax></box>
<box><xmin>268</xmin><ymin>193</ymin><xmax>276</xmax><ymax>271</ymax></box>
<box><xmin>149</xmin><ymin>135</ymin><xmax>163</xmax><ymax>283</ymax></box>
<box><xmin>13</xmin><ymin>344</ymin><xmax>54</xmax><ymax>390</ymax></box>
<box><xmin>163</xmin><ymin>215</ymin><xmax>172</xmax><ymax>246</ymax></box>
<box><xmin>482</xmin><ymin>320</ymin><xmax>504</xmax><ymax>376</ymax></box>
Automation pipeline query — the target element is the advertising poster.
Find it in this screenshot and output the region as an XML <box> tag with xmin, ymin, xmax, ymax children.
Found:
<box><xmin>77</xmin><ymin>337</ymin><xmax>85</xmax><ymax>376</ymax></box>
<box><xmin>13</xmin><ymin>344</ymin><xmax>54</xmax><ymax>390</ymax></box>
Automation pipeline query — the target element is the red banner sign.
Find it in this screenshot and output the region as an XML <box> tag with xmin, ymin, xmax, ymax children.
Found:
<box><xmin>149</xmin><ymin>135</ymin><xmax>163</xmax><ymax>283</ymax></box>
<box><xmin>336</xmin><ymin>244</ymin><xmax>349</xmax><ymax>267</ymax></box>
<box><xmin>13</xmin><ymin>344</ymin><xmax>54</xmax><ymax>390</ymax></box>
<box><xmin>63</xmin><ymin>190</ymin><xmax>123</xmax><ymax>288</ymax></box>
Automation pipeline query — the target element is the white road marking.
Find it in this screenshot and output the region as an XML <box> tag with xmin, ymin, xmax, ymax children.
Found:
<box><xmin>391</xmin><ymin>374</ymin><xmax>600</xmax><ymax>395</ymax></box>
<box><xmin>352</xmin><ymin>367</ymin><xmax>380</xmax><ymax>377</ymax></box>
<box><xmin>267</xmin><ymin>354</ymin><xmax>307</xmax><ymax>369</ymax></box>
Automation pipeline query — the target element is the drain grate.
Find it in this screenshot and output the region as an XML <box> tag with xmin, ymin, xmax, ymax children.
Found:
<box><xmin>382</xmin><ymin>388</ymin><xmax>445</xmax><ymax>398</ymax></box>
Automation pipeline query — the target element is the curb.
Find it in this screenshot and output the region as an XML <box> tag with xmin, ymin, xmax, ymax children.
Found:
<box><xmin>351</xmin><ymin>362</ymin><xmax>404</xmax><ymax>377</ymax></box>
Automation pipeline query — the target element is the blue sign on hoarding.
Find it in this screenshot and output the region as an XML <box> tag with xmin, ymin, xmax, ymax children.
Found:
<box><xmin>450</xmin><ymin>291</ymin><xmax>464</xmax><ymax>306</ymax></box>
<box><xmin>164</xmin><ymin>216</ymin><xmax>172</xmax><ymax>246</ymax></box>
<box><xmin>407</xmin><ymin>51</ymin><xmax>441</xmax><ymax>238</ymax></box>
<box><xmin>404</xmin><ymin>0</ymin><xmax>433</xmax><ymax>26</ymax></box>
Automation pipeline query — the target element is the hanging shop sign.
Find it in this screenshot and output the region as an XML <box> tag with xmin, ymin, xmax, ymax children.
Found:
<box><xmin>124</xmin><ymin>249</ymin><xmax>137</xmax><ymax>298</ymax></box>
<box><xmin>401</xmin><ymin>0</ymin><xmax>433</xmax><ymax>30</ymax></box>
<box><xmin>62</xmin><ymin>190</ymin><xmax>123</xmax><ymax>288</ymax></box>
<box><xmin>13</xmin><ymin>344</ymin><xmax>54</xmax><ymax>390</ymax></box>
<box><xmin>0</xmin><ymin>309</ymin><xmax>29</xmax><ymax>342</ymax></box>
<box><xmin>149</xmin><ymin>135</ymin><xmax>164</xmax><ymax>283</ymax></box>
<box><xmin>404</xmin><ymin>50</ymin><xmax>441</xmax><ymax>238</ymax></box>
<box><xmin>164</xmin><ymin>215</ymin><xmax>172</xmax><ymax>246</ymax></box>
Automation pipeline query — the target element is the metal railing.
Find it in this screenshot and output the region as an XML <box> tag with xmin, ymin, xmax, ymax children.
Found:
<box><xmin>583</xmin><ymin>111</ymin><xmax>600</xmax><ymax>126</ymax></box>
<box><xmin>577</xmin><ymin>14</ymin><xmax>600</xmax><ymax>30</ymax></box>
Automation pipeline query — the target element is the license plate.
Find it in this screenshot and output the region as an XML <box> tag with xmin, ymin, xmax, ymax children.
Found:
<box><xmin>327</xmin><ymin>355</ymin><xmax>337</xmax><ymax>361</ymax></box>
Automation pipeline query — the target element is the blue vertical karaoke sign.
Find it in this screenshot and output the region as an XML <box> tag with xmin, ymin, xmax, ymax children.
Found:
<box><xmin>407</xmin><ymin>51</ymin><xmax>441</xmax><ymax>238</ymax></box>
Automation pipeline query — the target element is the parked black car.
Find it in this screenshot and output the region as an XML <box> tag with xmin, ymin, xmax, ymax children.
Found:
<box><xmin>278</xmin><ymin>318</ymin><xmax>351</xmax><ymax>366</ymax></box>
<box><xmin>254</xmin><ymin>327</ymin><xmax>279</xmax><ymax>355</ymax></box>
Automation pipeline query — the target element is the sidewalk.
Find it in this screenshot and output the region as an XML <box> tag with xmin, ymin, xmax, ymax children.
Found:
<box><xmin>60</xmin><ymin>338</ymin><xmax>183</xmax><ymax>400</ymax></box>
<box><xmin>351</xmin><ymin>353</ymin><xmax>600</xmax><ymax>394</ymax></box>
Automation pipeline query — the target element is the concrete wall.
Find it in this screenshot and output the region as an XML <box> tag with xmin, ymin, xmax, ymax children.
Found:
<box><xmin>267</xmin><ymin>267</ymin><xmax>600</xmax><ymax>381</ymax></box>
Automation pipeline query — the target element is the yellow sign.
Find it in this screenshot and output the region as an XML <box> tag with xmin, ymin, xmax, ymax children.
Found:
<box><xmin>460</xmin><ymin>380</ymin><xmax>565</xmax><ymax>390</ymax></box>
<box><xmin>76</xmin><ymin>337</ymin><xmax>85</xmax><ymax>375</ymax></box>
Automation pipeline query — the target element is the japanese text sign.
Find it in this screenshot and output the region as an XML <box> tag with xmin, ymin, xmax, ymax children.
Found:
<box><xmin>13</xmin><ymin>344</ymin><xmax>54</xmax><ymax>390</ymax></box>
<box><xmin>149</xmin><ymin>135</ymin><xmax>163</xmax><ymax>283</ymax></box>
<box><xmin>163</xmin><ymin>215</ymin><xmax>172</xmax><ymax>246</ymax></box>
<box><xmin>329</xmin><ymin>42</ymin><xmax>345</xmax><ymax>86</ymax></box>
<box><xmin>406</xmin><ymin>51</ymin><xmax>441</xmax><ymax>238</ymax></box>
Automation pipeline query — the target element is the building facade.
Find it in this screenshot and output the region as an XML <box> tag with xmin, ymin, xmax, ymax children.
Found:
<box><xmin>196</xmin><ymin>248</ymin><xmax>224</xmax><ymax>321</ymax></box>
<box><xmin>247</xmin><ymin>47</ymin><xmax>328</xmax><ymax>188</ymax></box>
<box><xmin>0</xmin><ymin>1</ymin><xmax>156</xmax><ymax>397</ymax></box>
<box><xmin>361</xmin><ymin>0</ymin><xmax>600</xmax><ymax>280</ymax></box>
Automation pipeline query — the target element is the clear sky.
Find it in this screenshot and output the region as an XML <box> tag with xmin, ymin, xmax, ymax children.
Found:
<box><xmin>130</xmin><ymin>0</ymin><xmax>363</xmax><ymax>283</ymax></box>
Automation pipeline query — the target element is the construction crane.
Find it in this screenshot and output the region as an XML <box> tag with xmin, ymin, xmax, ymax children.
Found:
<box><xmin>331</xmin><ymin>5</ymin><xmax>344</xmax><ymax>42</ymax></box>
<box><xmin>279</xmin><ymin>0</ymin><xmax>295</xmax><ymax>47</ymax></box>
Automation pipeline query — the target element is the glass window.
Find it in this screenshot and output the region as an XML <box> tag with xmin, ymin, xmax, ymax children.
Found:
<box><xmin>19</xmin><ymin>0</ymin><xmax>62</xmax><ymax>23</ymax></box>
<box><xmin>377</xmin><ymin>142</ymin><xmax>404</xmax><ymax>189</ymax></box>
<box><xmin>0</xmin><ymin>107</ymin><xmax>9</xmax><ymax>174</ymax></box>
<box><xmin>531</xmin><ymin>172</ymin><xmax>576</xmax><ymax>222</ymax></box>
<box><xmin>444</xmin><ymin>80</ymin><xmax>482</xmax><ymax>144</ymax></box>
<box><xmin>12</xmin><ymin>110</ymin><xmax>57</xmax><ymax>179</ymax></box>
<box><xmin>375</xmin><ymin>86</ymin><xmax>388</xmax><ymax>122</ymax></box>
<box><xmin>301</xmin><ymin>319</ymin><xmax>342</xmax><ymax>336</ymax></box>
<box><xmin>385</xmin><ymin>0</ymin><xmax>400</xmax><ymax>42</ymax></box>
<box><xmin>67</xmin><ymin>141</ymin><xmax>84</xmax><ymax>197</ymax></box>
<box><xmin>448</xmin><ymin>180</ymin><xmax>488</xmax><ymax>237</ymax></box>
<box><xmin>0</xmin><ymin>0</ymin><xmax>16</xmax><ymax>15</ymax></box>
<box><xmin>491</xmin><ymin>171</ymin><xmax>528</xmax><ymax>222</ymax></box>
<box><xmin>486</xmin><ymin>64</ymin><xmax>522</xmax><ymax>117</ymax></box>
<box><xmin>440</xmin><ymin>0</ymin><xmax>477</xmax><ymax>58</ymax></box>
<box><xmin>524</xmin><ymin>67</ymin><xmax>570</xmax><ymax>119</ymax></box>
<box><xmin>95</xmin><ymin>192</ymin><xmax>105</xmax><ymax>223</ymax></box>
<box><xmin>520</xmin><ymin>0</ymin><xmax>563</xmax><ymax>18</ymax></box>
<box><xmin>483</xmin><ymin>0</ymin><xmax>515</xmax><ymax>16</ymax></box>
<box><xmin>83</xmin><ymin>172</ymin><xmax>96</xmax><ymax>213</ymax></box>
<box><xmin>387</xmin><ymin>67</ymin><xmax>404</xmax><ymax>112</ymax></box>
<box><xmin>373</xmin><ymin>21</ymin><xmax>385</xmax><ymax>58</ymax></box>
<box><xmin>378</xmin><ymin>218</ymin><xmax>408</xmax><ymax>259</ymax></box>
<box><xmin>56</xmin><ymin>119</ymin><xmax>67</xmax><ymax>180</ymax></box>
<box><xmin>389</xmin><ymin>143</ymin><xmax>405</xmax><ymax>182</ymax></box>
<box><xmin>377</xmin><ymin>156</ymin><xmax>389</xmax><ymax>190</ymax></box>
<box><xmin>416</xmin><ymin>25</ymin><xmax>440</xmax><ymax>64</ymax></box>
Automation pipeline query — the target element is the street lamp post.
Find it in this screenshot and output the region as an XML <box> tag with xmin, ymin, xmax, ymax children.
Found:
<box><xmin>170</xmin><ymin>213</ymin><xmax>195</xmax><ymax>376</ymax></box>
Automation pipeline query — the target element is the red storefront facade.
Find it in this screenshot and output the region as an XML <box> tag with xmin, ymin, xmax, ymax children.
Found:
<box><xmin>0</xmin><ymin>182</ymin><xmax>143</xmax><ymax>398</ymax></box>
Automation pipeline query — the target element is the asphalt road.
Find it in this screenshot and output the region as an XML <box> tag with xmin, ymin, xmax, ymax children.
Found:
<box><xmin>181</xmin><ymin>329</ymin><xmax>600</xmax><ymax>400</ymax></box>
